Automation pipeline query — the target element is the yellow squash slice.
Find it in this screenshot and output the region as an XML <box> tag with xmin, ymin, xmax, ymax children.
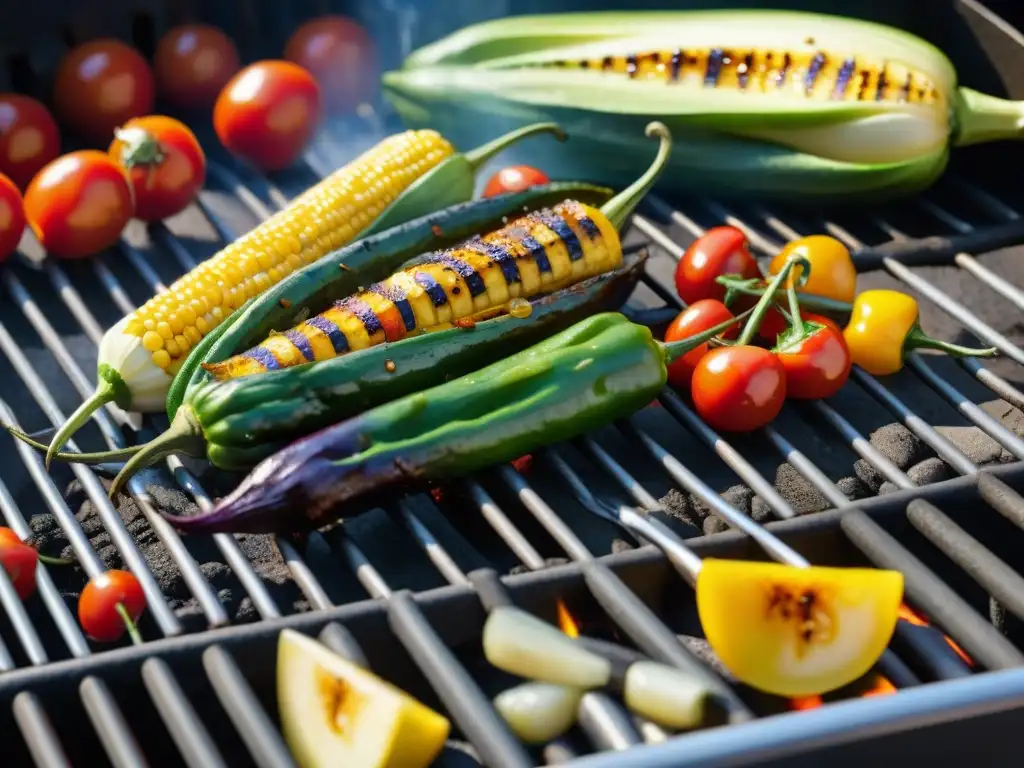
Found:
<box><xmin>696</xmin><ymin>559</ymin><xmax>903</xmax><ymax>698</ymax></box>
<box><xmin>277</xmin><ymin>629</ymin><xmax>450</xmax><ymax>768</ymax></box>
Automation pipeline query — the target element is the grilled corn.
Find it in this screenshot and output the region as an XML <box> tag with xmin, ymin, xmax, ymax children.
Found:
<box><xmin>205</xmin><ymin>200</ymin><xmax>622</xmax><ymax>380</ymax></box>
<box><xmin>384</xmin><ymin>10</ymin><xmax>1024</xmax><ymax>201</ymax></box>
<box><xmin>39</xmin><ymin>124</ymin><xmax>562</xmax><ymax>466</ymax></box>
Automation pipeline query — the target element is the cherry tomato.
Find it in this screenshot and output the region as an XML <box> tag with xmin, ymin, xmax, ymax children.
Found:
<box><xmin>109</xmin><ymin>116</ymin><xmax>206</xmax><ymax>222</ymax></box>
<box><xmin>53</xmin><ymin>40</ymin><xmax>155</xmax><ymax>144</ymax></box>
<box><xmin>0</xmin><ymin>95</ymin><xmax>61</xmax><ymax>190</ymax></box>
<box><xmin>691</xmin><ymin>346</ymin><xmax>786</xmax><ymax>433</ymax></box>
<box><xmin>284</xmin><ymin>15</ymin><xmax>376</xmax><ymax>112</ymax></box>
<box><xmin>0</xmin><ymin>528</ymin><xmax>38</xmax><ymax>600</ymax></box>
<box><xmin>154</xmin><ymin>24</ymin><xmax>241</xmax><ymax>109</ymax></box>
<box><xmin>664</xmin><ymin>300</ymin><xmax>738</xmax><ymax>389</ymax></box>
<box><xmin>483</xmin><ymin>165</ymin><xmax>550</xmax><ymax>198</ymax></box>
<box><xmin>675</xmin><ymin>226</ymin><xmax>760</xmax><ymax>305</ymax></box>
<box><xmin>25</xmin><ymin>151</ymin><xmax>134</xmax><ymax>259</ymax></box>
<box><xmin>773</xmin><ymin>314</ymin><xmax>852</xmax><ymax>400</ymax></box>
<box><xmin>0</xmin><ymin>173</ymin><xmax>25</xmax><ymax>262</ymax></box>
<box><xmin>756</xmin><ymin>305</ymin><xmax>814</xmax><ymax>342</ymax></box>
<box><xmin>214</xmin><ymin>61</ymin><xmax>321</xmax><ymax>172</ymax></box>
<box><xmin>78</xmin><ymin>569</ymin><xmax>146</xmax><ymax>643</ymax></box>
<box><xmin>768</xmin><ymin>235</ymin><xmax>857</xmax><ymax>304</ymax></box>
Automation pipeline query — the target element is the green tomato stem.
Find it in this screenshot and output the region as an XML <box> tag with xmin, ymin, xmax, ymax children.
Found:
<box><xmin>716</xmin><ymin>275</ymin><xmax>854</xmax><ymax>315</ymax></box>
<box><xmin>660</xmin><ymin>307</ymin><xmax>754</xmax><ymax>366</ymax></box>
<box><xmin>5</xmin><ymin>427</ymin><xmax>142</xmax><ymax>464</ymax></box>
<box><xmin>37</xmin><ymin>553</ymin><xmax>76</xmax><ymax>566</ymax></box>
<box><xmin>734</xmin><ymin>254</ymin><xmax>811</xmax><ymax>347</ymax></box>
<box><xmin>115</xmin><ymin>601</ymin><xmax>144</xmax><ymax>645</ymax></box>
<box><xmin>904</xmin><ymin>325</ymin><xmax>999</xmax><ymax>359</ymax></box>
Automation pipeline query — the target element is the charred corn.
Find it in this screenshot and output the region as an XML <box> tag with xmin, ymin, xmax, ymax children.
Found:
<box><xmin>205</xmin><ymin>200</ymin><xmax>622</xmax><ymax>380</ymax></box>
<box><xmin>38</xmin><ymin>123</ymin><xmax>565</xmax><ymax>466</ymax></box>
<box><xmin>385</xmin><ymin>10</ymin><xmax>1024</xmax><ymax>201</ymax></box>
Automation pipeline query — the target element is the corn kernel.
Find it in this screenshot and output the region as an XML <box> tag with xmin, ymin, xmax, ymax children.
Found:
<box><xmin>173</xmin><ymin>334</ymin><xmax>190</xmax><ymax>356</ymax></box>
<box><xmin>165</xmin><ymin>338</ymin><xmax>181</xmax><ymax>358</ymax></box>
<box><xmin>184</xmin><ymin>326</ymin><xmax>202</xmax><ymax>346</ymax></box>
<box><xmin>168</xmin><ymin>314</ymin><xmax>185</xmax><ymax>335</ymax></box>
<box><xmin>196</xmin><ymin>316</ymin><xmax>210</xmax><ymax>335</ymax></box>
<box><xmin>152</xmin><ymin>349</ymin><xmax>171</xmax><ymax>369</ymax></box>
<box><xmin>157</xmin><ymin>322</ymin><xmax>173</xmax><ymax>340</ymax></box>
<box><xmin>142</xmin><ymin>331</ymin><xmax>164</xmax><ymax>352</ymax></box>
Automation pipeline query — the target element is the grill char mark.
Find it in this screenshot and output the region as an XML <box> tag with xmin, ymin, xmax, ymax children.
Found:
<box><xmin>463</xmin><ymin>239</ymin><xmax>522</xmax><ymax>286</ymax></box>
<box><xmin>338</xmin><ymin>296</ymin><xmax>383</xmax><ymax>336</ymax></box>
<box><xmin>705</xmin><ymin>48</ymin><xmax>725</xmax><ymax>87</ymax></box>
<box><xmin>805</xmin><ymin>52</ymin><xmax>826</xmax><ymax>94</ymax></box>
<box><xmin>282</xmin><ymin>329</ymin><xmax>315</xmax><ymax>362</ymax></box>
<box><xmin>369</xmin><ymin>283</ymin><xmax>417</xmax><ymax>332</ymax></box>
<box><xmin>414</xmin><ymin>271</ymin><xmax>448</xmax><ymax>307</ymax></box>
<box><xmin>670</xmin><ymin>49</ymin><xmax>683</xmax><ymax>81</ymax></box>
<box><xmin>833</xmin><ymin>57</ymin><xmax>855</xmax><ymax>99</ymax></box>
<box><xmin>423</xmin><ymin>253</ymin><xmax>487</xmax><ymax>297</ymax></box>
<box><xmin>305</xmin><ymin>315</ymin><xmax>349</xmax><ymax>354</ymax></box>
<box><xmin>242</xmin><ymin>345</ymin><xmax>280</xmax><ymax>371</ymax></box>
<box><xmin>533</xmin><ymin>211</ymin><xmax>584</xmax><ymax>262</ymax></box>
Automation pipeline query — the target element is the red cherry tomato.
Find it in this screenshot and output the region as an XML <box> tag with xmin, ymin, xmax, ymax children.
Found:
<box><xmin>0</xmin><ymin>173</ymin><xmax>25</xmax><ymax>262</ymax></box>
<box><xmin>78</xmin><ymin>569</ymin><xmax>146</xmax><ymax>643</ymax></box>
<box><xmin>774</xmin><ymin>314</ymin><xmax>852</xmax><ymax>400</ymax></box>
<box><xmin>0</xmin><ymin>95</ymin><xmax>61</xmax><ymax>191</ymax></box>
<box><xmin>109</xmin><ymin>116</ymin><xmax>206</xmax><ymax>222</ymax></box>
<box><xmin>675</xmin><ymin>226</ymin><xmax>760</xmax><ymax>305</ymax></box>
<box><xmin>53</xmin><ymin>40</ymin><xmax>155</xmax><ymax>144</ymax></box>
<box><xmin>691</xmin><ymin>346</ymin><xmax>786</xmax><ymax>433</ymax></box>
<box><xmin>25</xmin><ymin>151</ymin><xmax>134</xmax><ymax>259</ymax></box>
<box><xmin>483</xmin><ymin>165</ymin><xmax>550</xmax><ymax>198</ymax></box>
<box><xmin>664</xmin><ymin>300</ymin><xmax>738</xmax><ymax>389</ymax></box>
<box><xmin>284</xmin><ymin>15</ymin><xmax>376</xmax><ymax>112</ymax></box>
<box><xmin>214</xmin><ymin>61</ymin><xmax>321</xmax><ymax>172</ymax></box>
<box><xmin>0</xmin><ymin>528</ymin><xmax>38</xmax><ymax>600</ymax></box>
<box><xmin>756</xmin><ymin>305</ymin><xmax>814</xmax><ymax>342</ymax></box>
<box><xmin>154</xmin><ymin>24</ymin><xmax>241</xmax><ymax>109</ymax></box>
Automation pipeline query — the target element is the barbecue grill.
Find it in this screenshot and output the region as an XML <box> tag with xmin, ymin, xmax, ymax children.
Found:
<box><xmin>3</xmin><ymin>0</ymin><xmax>1024</xmax><ymax>765</ymax></box>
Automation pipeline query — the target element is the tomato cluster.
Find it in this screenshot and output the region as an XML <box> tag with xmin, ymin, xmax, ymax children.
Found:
<box><xmin>0</xmin><ymin>15</ymin><xmax>382</xmax><ymax>263</ymax></box>
<box><xmin>0</xmin><ymin>527</ymin><xmax>146</xmax><ymax>643</ymax></box>
<box><xmin>665</xmin><ymin>226</ymin><xmax>856</xmax><ymax>433</ymax></box>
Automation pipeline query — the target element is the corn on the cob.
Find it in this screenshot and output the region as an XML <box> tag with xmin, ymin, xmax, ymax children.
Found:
<box><xmin>385</xmin><ymin>9</ymin><xmax>1024</xmax><ymax>201</ymax></box>
<box><xmin>204</xmin><ymin>200</ymin><xmax>622</xmax><ymax>380</ymax></box>
<box><xmin>39</xmin><ymin>123</ymin><xmax>562</xmax><ymax>467</ymax></box>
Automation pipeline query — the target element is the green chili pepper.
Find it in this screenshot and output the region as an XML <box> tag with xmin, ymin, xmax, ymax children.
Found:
<box><xmin>156</xmin><ymin>308</ymin><xmax>747</xmax><ymax>534</ymax></box>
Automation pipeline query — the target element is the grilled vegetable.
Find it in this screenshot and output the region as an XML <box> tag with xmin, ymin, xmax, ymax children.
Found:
<box><xmin>168</xmin><ymin>180</ymin><xmax>613</xmax><ymax>419</ymax></box>
<box><xmin>696</xmin><ymin>559</ymin><xmax>903</xmax><ymax>697</ymax></box>
<box><xmin>484</xmin><ymin>606</ymin><xmax>709</xmax><ymax>730</ymax></box>
<box><xmin>204</xmin><ymin>198</ymin><xmax>624</xmax><ymax>380</ymax></box>
<box><xmin>843</xmin><ymin>289</ymin><xmax>997</xmax><ymax>375</ymax></box>
<box><xmin>493</xmin><ymin>682</ymin><xmax>583</xmax><ymax>744</ymax></box>
<box><xmin>278</xmin><ymin>629</ymin><xmax>450</xmax><ymax>768</ymax></box>
<box><xmin>160</xmin><ymin>308</ymin><xmax>747</xmax><ymax>534</ymax></box>
<box><xmin>385</xmin><ymin>10</ymin><xmax>1024</xmax><ymax>201</ymax></box>
<box><xmin>35</xmin><ymin>123</ymin><xmax>565</xmax><ymax>467</ymax></box>
<box><xmin>32</xmin><ymin>256</ymin><xmax>644</xmax><ymax>492</ymax></box>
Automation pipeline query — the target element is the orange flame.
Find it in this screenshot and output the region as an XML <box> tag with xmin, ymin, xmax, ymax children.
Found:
<box><xmin>898</xmin><ymin>604</ymin><xmax>973</xmax><ymax>666</ymax></box>
<box><xmin>789</xmin><ymin>675</ymin><xmax>897</xmax><ymax>711</ymax></box>
<box><xmin>556</xmin><ymin>600</ymin><xmax>580</xmax><ymax>639</ymax></box>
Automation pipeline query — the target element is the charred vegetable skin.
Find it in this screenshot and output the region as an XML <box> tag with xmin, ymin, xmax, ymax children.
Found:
<box><xmin>40</xmin><ymin>259</ymin><xmax>644</xmax><ymax>483</ymax></box>
<box><xmin>385</xmin><ymin>10</ymin><xmax>1024</xmax><ymax>202</ymax></box>
<box><xmin>167</xmin><ymin>181</ymin><xmax>614</xmax><ymax>420</ymax></box>
<box><xmin>205</xmin><ymin>199</ymin><xmax>623</xmax><ymax>380</ymax></box>
<box><xmin>164</xmin><ymin>308</ymin><xmax>745</xmax><ymax>533</ymax></box>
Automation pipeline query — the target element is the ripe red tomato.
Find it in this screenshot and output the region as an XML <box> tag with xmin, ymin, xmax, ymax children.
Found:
<box><xmin>691</xmin><ymin>346</ymin><xmax>786</xmax><ymax>433</ymax></box>
<box><xmin>483</xmin><ymin>165</ymin><xmax>550</xmax><ymax>198</ymax></box>
<box><xmin>284</xmin><ymin>15</ymin><xmax>376</xmax><ymax>112</ymax></box>
<box><xmin>154</xmin><ymin>24</ymin><xmax>241</xmax><ymax>109</ymax></box>
<box><xmin>0</xmin><ymin>173</ymin><xmax>25</xmax><ymax>262</ymax></box>
<box><xmin>664</xmin><ymin>300</ymin><xmax>738</xmax><ymax>389</ymax></box>
<box><xmin>109</xmin><ymin>116</ymin><xmax>206</xmax><ymax>222</ymax></box>
<box><xmin>214</xmin><ymin>61</ymin><xmax>321</xmax><ymax>172</ymax></box>
<box><xmin>774</xmin><ymin>314</ymin><xmax>852</xmax><ymax>400</ymax></box>
<box><xmin>78</xmin><ymin>569</ymin><xmax>146</xmax><ymax>643</ymax></box>
<box><xmin>0</xmin><ymin>528</ymin><xmax>38</xmax><ymax>599</ymax></box>
<box><xmin>25</xmin><ymin>151</ymin><xmax>134</xmax><ymax>259</ymax></box>
<box><xmin>0</xmin><ymin>95</ymin><xmax>60</xmax><ymax>190</ymax></box>
<box><xmin>53</xmin><ymin>40</ymin><xmax>155</xmax><ymax>144</ymax></box>
<box><xmin>675</xmin><ymin>226</ymin><xmax>760</xmax><ymax>305</ymax></box>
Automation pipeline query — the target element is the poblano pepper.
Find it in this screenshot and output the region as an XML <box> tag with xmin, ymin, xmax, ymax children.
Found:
<box><xmin>159</xmin><ymin>308</ymin><xmax>751</xmax><ymax>534</ymax></box>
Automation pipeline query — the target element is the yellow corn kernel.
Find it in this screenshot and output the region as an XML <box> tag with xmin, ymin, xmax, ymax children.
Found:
<box><xmin>122</xmin><ymin>129</ymin><xmax>454</xmax><ymax>368</ymax></box>
<box><xmin>142</xmin><ymin>331</ymin><xmax>164</xmax><ymax>352</ymax></box>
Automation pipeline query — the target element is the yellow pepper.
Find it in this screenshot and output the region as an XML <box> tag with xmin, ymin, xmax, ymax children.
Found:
<box><xmin>843</xmin><ymin>289</ymin><xmax>997</xmax><ymax>375</ymax></box>
<box><xmin>768</xmin><ymin>235</ymin><xmax>857</xmax><ymax>304</ymax></box>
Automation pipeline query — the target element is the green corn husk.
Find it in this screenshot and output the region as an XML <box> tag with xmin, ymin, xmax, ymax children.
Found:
<box><xmin>384</xmin><ymin>10</ymin><xmax>1023</xmax><ymax>203</ymax></box>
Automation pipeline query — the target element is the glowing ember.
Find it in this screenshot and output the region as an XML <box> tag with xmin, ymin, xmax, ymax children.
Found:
<box><xmin>898</xmin><ymin>604</ymin><xmax>973</xmax><ymax>666</ymax></box>
<box><xmin>788</xmin><ymin>674</ymin><xmax>896</xmax><ymax>711</ymax></box>
<box><xmin>556</xmin><ymin>600</ymin><xmax>581</xmax><ymax>639</ymax></box>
